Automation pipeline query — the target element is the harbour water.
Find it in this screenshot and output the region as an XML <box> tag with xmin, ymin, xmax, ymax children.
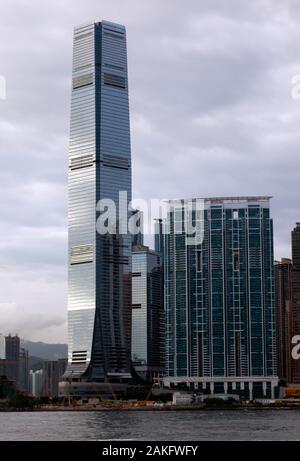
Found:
<box><xmin>0</xmin><ymin>410</ymin><xmax>300</xmax><ymax>441</ymax></box>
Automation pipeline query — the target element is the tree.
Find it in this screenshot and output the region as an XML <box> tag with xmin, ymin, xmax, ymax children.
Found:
<box><xmin>9</xmin><ymin>391</ymin><xmax>37</xmax><ymax>410</ymax></box>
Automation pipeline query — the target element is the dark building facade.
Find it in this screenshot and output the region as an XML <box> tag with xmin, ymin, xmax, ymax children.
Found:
<box><xmin>5</xmin><ymin>335</ymin><xmax>20</xmax><ymax>385</ymax></box>
<box><xmin>43</xmin><ymin>360</ymin><xmax>67</xmax><ymax>398</ymax></box>
<box><xmin>0</xmin><ymin>360</ymin><xmax>5</xmax><ymax>377</ymax></box>
<box><xmin>19</xmin><ymin>347</ymin><xmax>29</xmax><ymax>392</ymax></box>
<box><xmin>63</xmin><ymin>20</ymin><xmax>132</xmax><ymax>391</ymax></box>
<box><xmin>275</xmin><ymin>259</ymin><xmax>292</xmax><ymax>384</ymax></box>
<box><xmin>276</xmin><ymin>224</ymin><xmax>300</xmax><ymax>387</ymax></box>
<box><xmin>291</xmin><ymin>223</ymin><xmax>300</xmax><ymax>384</ymax></box>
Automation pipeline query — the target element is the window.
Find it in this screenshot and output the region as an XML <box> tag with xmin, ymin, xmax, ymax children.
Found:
<box><xmin>70</xmin><ymin>245</ymin><xmax>93</xmax><ymax>265</ymax></box>
<box><xmin>102</xmin><ymin>154</ymin><xmax>130</xmax><ymax>170</ymax></box>
<box><xmin>104</xmin><ymin>73</ymin><xmax>126</xmax><ymax>89</ymax></box>
<box><xmin>235</xmin><ymin>331</ymin><xmax>241</xmax><ymax>376</ymax></box>
<box><xmin>198</xmin><ymin>332</ymin><xmax>203</xmax><ymax>377</ymax></box>
<box><xmin>72</xmin><ymin>351</ymin><xmax>87</xmax><ymax>364</ymax></box>
<box><xmin>103</xmin><ymin>26</ymin><xmax>124</xmax><ymax>36</ymax></box>
<box><xmin>70</xmin><ymin>155</ymin><xmax>94</xmax><ymax>170</ymax></box>
<box><xmin>132</xmin><ymin>304</ymin><xmax>142</xmax><ymax>309</ymax></box>
<box><xmin>104</xmin><ymin>63</ymin><xmax>125</xmax><ymax>71</ymax></box>
<box><xmin>196</xmin><ymin>250</ymin><xmax>202</xmax><ymax>272</ymax></box>
<box><xmin>104</xmin><ymin>32</ymin><xmax>124</xmax><ymax>40</ymax></box>
<box><xmin>74</xmin><ymin>32</ymin><xmax>93</xmax><ymax>41</ymax></box>
<box><xmin>233</xmin><ymin>250</ymin><xmax>239</xmax><ymax>271</ymax></box>
<box><xmin>233</xmin><ymin>210</ymin><xmax>239</xmax><ymax>220</ymax></box>
<box><xmin>72</xmin><ymin>73</ymin><xmax>93</xmax><ymax>90</ymax></box>
<box><xmin>132</xmin><ymin>272</ymin><xmax>142</xmax><ymax>278</ymax></box>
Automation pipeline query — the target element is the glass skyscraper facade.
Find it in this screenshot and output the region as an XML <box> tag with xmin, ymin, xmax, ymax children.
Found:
<box><xmin>64</xmin><ymin>20</ymin><xmax>132</xmax><ymax>384</ymax></box>
<box><xmin>5</xmin><ymin>335</ymin><xmax>20</xmax><ymax>386</ymax></box>
<box><xmin>161</xmin><ymin>197</ymin><xmax>278</xmax><ymax>399</ymax></box>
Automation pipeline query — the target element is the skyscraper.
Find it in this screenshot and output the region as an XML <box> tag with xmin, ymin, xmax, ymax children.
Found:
<box><xmin>42</xmin><ymin>361</ymin><xmax>61</xmax><ymax>398</ymax></box>
<box><xmin>161</xmin><ymin>197</ymin><xmax>278</xmax><ymax>399</ymax></box>
<box><xmin>19</xmin><ymin>347</ymin><xmax>29</xmax><ymax>392</ymax></box>
<box><xmin>5</xmin><ymin>335</ymin><xmax>20</xmax><ymax>386</ymax></box>
<box><xmin>275</xmin><ymin>258</ymin><xmax>292</xmax><ymax>384</ymax></box>
<box><xmin>131</xmin><ymin>245</ymin><xmax>165</xmax><ymax>381</ymax></box>
<box><xmin>62</xmin><ymin>20</ymin><xmax>132</xmax><ymax>392</ymax></box>
<box><xmin>292</xmin><ymin>224</ymin><xmax>300</xmax><ymax>268</ymax></box>
<box><xmin>291</xmin><ymin>223</ymin><xmax>300</xmax><ymax>384</ymax></box>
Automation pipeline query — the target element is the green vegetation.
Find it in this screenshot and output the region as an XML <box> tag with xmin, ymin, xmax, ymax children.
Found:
<box><xmin>8</xmin><ymin>391</ymin><xmax>38</xmax><ymax>410</ymax></box>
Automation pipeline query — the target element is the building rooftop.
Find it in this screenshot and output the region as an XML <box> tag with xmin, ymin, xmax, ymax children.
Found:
<box><xmin>165</xmin><ymin>196</ymin><xmax>272</xmax><ymax>204</ymax></box>
<box><xmin>132</xmin><ymin>245</ymin><xmax>158</xmax><ymax>256</ymax></box>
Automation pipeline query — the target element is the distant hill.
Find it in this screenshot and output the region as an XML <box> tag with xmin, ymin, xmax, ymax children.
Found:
<box><xmin>22</xmin><ymin>341</ymin><xmax>67</xmax><ymax>360</ymax></box>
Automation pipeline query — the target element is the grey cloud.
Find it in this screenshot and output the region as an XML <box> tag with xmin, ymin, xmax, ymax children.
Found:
<box><xmin>0</xmin><ymin>0</ymin><xmax>299</xmax><ymax>341</ymax></box>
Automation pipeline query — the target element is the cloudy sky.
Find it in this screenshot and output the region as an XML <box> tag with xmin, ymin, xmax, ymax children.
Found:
<box><xmin>0</xmin><ymin>0</ymin><xmax>299</xmax><ymax>343</ymax></box>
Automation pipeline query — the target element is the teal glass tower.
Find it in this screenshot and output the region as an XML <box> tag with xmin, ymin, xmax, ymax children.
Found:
<box><xmin>64</xmin><ymin>20</ymin><xmax>132</xmax><ymax>386</ymax></box>
<box><xmin>161</xmin><ymin>197</ymin><xmax>278</xmax><ymax>399</ymax></box>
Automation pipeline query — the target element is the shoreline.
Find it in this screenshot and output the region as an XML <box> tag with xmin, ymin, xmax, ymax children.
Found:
<box><xmin>1</xmin><ymin>405</ymin><xmax>300</xmax><ymax>413</ymax></box>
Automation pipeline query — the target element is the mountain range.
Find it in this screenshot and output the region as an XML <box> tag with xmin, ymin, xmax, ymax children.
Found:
<box><xmin>21</xmin><ymin>341</ymin><xmax>67</xmax><ymax>360</ymax></box>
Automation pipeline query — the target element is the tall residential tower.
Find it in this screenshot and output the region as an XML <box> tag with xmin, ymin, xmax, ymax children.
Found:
<box><xmin>161</xmin><ymin>197</ymin><xmax>278</xmax><ymax>399</ymax></box>
<box><xmin>62</xmin><ymin>20</ymin><xmax>132</xmax><ymax>392</ymax></box>
<box><xmin>275</xmin><ymin>224</ymin><xmax>300</xmax><ymax>387</ymax></box>
<box><xmin>291</xmin><ymin>223</ymin><xmax>300</xmax><ymax>384</ymax></box>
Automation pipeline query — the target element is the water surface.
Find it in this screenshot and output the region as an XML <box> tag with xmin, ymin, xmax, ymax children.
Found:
<box><xmin>0</xmin><ymin>410</ymin><xmax>299</xmax><ymax>441</ymax></box>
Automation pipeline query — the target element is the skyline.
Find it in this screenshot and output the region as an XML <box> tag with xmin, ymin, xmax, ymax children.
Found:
<box><xmin>0</xmin><ymin>0</ymin><xmax>299</xmax><ymax>343</ymax></box>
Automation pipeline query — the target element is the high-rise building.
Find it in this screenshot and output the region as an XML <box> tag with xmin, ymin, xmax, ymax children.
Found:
<box><xmin>42</xmin><ymin>360</ymin><xmax>67</xmax><ymax>398</ymax></box>
<box><xmin>291</xmin><ymin>223</ymin><xmax>300</xmax><ymax>384</ymax></box>
<box><xmin>161</xmin><ymin>197</ymin><xmax>278</xmax><ymax>399</ymax></box>
<box><xmin>5</xmin><ymin>335</ymin><xmax>20</xmax><ymax>385</ymax></box>
<box><xmin>58</xmin><ymin>358</ymin><xmax>68</xmax><ymax>379</ymax></box>
<box><xmin>131</xmin><ymin>245</ymin><xmax>165</xmax><ymax>381</ymax></box>
<box><xmin>42</xmin><ymin>361</ymin><xmax>59</xmax><ymax>398</ymax></box>
<box><xmin>275</xmin><ymin>259</ymin><xmax>292</xmax><ymax>384</ymax></box>
<box><xmin>19</xmin><ymin>347</ymin><xmax>29</xmax><ymax>392</ymax></box>
<box><xmin>62</xmin><ymin>20</ymin><xmax>132</xmax><ymax>392</ymax></box>
<box><xmin>0</xmin><ymin>334</ymin><xmax>5</xmax><ymax>360</ymax></box>
<box><xmin>29</xmin><ymin>370</ymin><xmax>43</xmax><ymax>397</ymax></box>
